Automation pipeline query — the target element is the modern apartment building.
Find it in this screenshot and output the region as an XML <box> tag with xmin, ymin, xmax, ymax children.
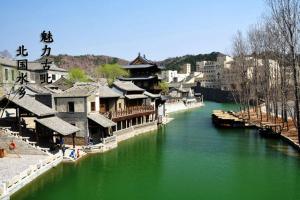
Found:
<box><xmin>195</xmin><ymin>55</ymin><xmax>234</xmax><ymax>89</ymax></box>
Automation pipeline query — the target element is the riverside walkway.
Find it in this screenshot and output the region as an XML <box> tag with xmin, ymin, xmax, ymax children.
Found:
<box><xmin>212</xmin><ymin>109</ymin><xmax>300</xmax><ymax>150</ymax></box>
<box><xmin>0</xmin><ymin>130</ymin><xmax>62</xmax><ymax>200</ymax></box>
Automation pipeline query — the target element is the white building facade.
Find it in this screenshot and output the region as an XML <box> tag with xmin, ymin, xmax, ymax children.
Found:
<box><xmin>195</xmin><ymin>55</ymin><xmax>234</xmax><ymax>89</ymax></box>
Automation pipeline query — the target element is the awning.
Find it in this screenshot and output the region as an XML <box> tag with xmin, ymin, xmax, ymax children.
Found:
<box><xmin>35</xmin><ymin>116</ymin><xmax>80</xmax><ymax>135</ymax></box>
<box><xmin>125</xmin><ymin>94</ymin><xmax>147</xmax><ymax>99</ymax></box>
<box><xmin>88</xmin><ymin>113</ymin><xmax>116</xmax><ymax>128</ymax></box>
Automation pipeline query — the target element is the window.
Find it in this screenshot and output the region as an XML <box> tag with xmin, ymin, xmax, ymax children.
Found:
<box><xmin>68</xmin><ymin>102</ymin><xmax>75</xmax><ymax>112</ymax></box>
<box><xmin>91</xmin><ymin>102</ymin><xmax>95</xmax><ymax>111</ymax></box>
<box><xmin>118</xmin><ymin>103</ymin><xmax>122</xmax><ymax>109</ymax></box>
<box><xmin>40</xmin><ymin>74</ymin><xmax>46</xmax><ymax>82</ymax></box>
<box><xmin>5</xmin><ymin>69</ymin><xmax>8</xmax><ymax>81</ymax></box>
<box><xmin>11</xmin><ymin>70</ymin><xmax>15</xmax><ymax>81</ymax></box>
<box><xmin>52</xmin><ymin>74</ymin><xmax>56</xmax><ymax>81</ymax></box>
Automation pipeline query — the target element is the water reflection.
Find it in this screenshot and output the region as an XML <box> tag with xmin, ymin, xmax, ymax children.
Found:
<box><xmin>12</xmin><ymin>102</ymin><xmax>300</xmax><ymax>200</ymax></box>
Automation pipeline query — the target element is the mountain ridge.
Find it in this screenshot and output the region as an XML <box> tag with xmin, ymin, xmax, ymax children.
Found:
<box><xmin>39</xmin><ymin>52</ymin><xmax>224</xmax><ymax>74</ymax></box>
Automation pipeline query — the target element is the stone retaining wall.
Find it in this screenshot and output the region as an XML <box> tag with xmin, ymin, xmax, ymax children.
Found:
<box><xmin>198</xmin><ymin>87</ymin><xmax>237</xmax><ymax>103</ymax></box>
<box><xmin>0</xmin><ymin>153</ymin><xmax>63</xmax><ymax>200</ymax></box>
<box><xmin>84</xmin><ymin>121</ymin><xmax>158</xmax><ymax>154</ymax></box>
<box><xmin>115</xmin><ymin>121</ymin><xmax>158</xmax><ymax>143</ymax></box>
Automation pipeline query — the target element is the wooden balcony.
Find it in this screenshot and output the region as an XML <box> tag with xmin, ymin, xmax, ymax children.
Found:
<box><xmin>101</xmin><ymin>105</ymin><xmax>155</xmax><ymax>121</ymax></box>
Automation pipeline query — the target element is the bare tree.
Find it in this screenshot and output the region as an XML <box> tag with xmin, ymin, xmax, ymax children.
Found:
<box><xmin>267</xmin><ymin>0</ymin><xmax>300</xmax><ymax>143</ymax></box>
<box><xmin>232</xmin><ymin>31</ymin><xmax>251</xmax><ymax>118</ymax></box>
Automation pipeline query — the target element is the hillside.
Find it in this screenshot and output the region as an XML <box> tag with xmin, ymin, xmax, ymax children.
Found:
<box><xmin>41</xmin><ymin>54</ymin><xmax>129</xmax><ymax>74</ymax></box>
<box><xmin>160</xmin><ymin>52</ymin><xmax>224</xmax><ymax>71</ymax></box>
<box><xmin>41</xmin><ymin>52</ymin><xmax>224</xmax><ymax>75</ymax></box>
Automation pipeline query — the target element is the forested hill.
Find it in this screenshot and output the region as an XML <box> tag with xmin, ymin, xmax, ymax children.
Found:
<box><xmin>39</xmin><ymin>54</ymin><xmax>129</xmax><ymax>73</ymax></box>
<box><xmin>36</xmin><ymin>52</ymin><xmax>224</xmax><ymax>74</ymax></box>
<box><xmin>160</xmin><ymin>52</ymin><xmax>225</xmax><ymax>71</ymax></box>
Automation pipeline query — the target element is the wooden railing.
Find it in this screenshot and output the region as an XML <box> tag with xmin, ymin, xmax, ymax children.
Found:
<box><xmin>101</xmin><ymin>105</ymin><xmax>155</xmax><ymax>119</ymax></box>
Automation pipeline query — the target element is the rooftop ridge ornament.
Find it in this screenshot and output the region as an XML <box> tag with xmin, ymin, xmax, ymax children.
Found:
<box><xmin>129</xmin><ymin>52</ymin><xmax>155</xmax><ymax>65</ymax></box>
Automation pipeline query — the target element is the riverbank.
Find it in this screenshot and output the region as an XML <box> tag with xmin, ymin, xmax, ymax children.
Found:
<box><xmin>11</xmin><ymin>101</ymin><xmax>300</xmax><ymax>200</ymax></box>
<box><xmin>213</xmin><ymin>109</ymin><xmax>300</xmax><ymax>151</ymax></box>
<box><xmin>2</xmin><ymin>97</ymin><xmax>197</xmax><ymax>199</ymax></box>
<box><xmin>241</xmin><ymin>110</ymin><xmax>300</xmax><ymax>151</ymax></box>
<box><xmin>0</xmin><ymin>152</ymin><xmax>62</xmax><ymax>200</ymax></box>
<box><xmin>84</xmin><ymin>121</ymin><xmax>160</xmax><ymax>154</ymax></box>
<box><xmin>0</xmin><ymin>130</ymin><xmax>64</xmax><ymax>200</ymax></box>
<box><xmin>165</xmin><ymin>101</ymin><xmax>204</xmax><ymax>114</ymax></box>
<box><xmin>0</xmin><ymin>120</ymin><xmax>165</xmax><ymax>200</ymax></box>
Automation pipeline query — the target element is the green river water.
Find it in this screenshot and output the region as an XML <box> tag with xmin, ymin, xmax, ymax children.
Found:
<box><xmin>12</xmin><ymin>102</ymin><xmax>300</xmax><ymax>200</ymax></box>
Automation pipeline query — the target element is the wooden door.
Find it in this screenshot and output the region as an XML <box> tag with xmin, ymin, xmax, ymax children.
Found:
<box><xmin>100</xmin><ymin>103</ymin><xmax>106</xmax><ymax>113</ymax></box>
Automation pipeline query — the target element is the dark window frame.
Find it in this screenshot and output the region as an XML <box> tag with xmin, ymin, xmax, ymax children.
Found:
<box><xmin>68</xmin><ymin>102</ymin><xmax>75</xmax><ymax>112</ymax></box>
<box><xmin>40</xmin><ymin>74</ymin><xmax>46</xmax><ymax>81</ymax></box>
<box><xmin>11</xmin><ymin>70</ymin><xmax>15</xmax><ymax>81</ymax></box>
<box><xmin>91</xmin><ymin>102</ymin><xmax>96</xmax><ymax>111</ymax></box>
<box><xmin>5</xmin><ymin>69</ymin><xmax>8</xmax><ymax>81</ymax></box>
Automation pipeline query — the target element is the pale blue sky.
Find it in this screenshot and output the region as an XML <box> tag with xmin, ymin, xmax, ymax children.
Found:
<box><xmin>0</xmin><ymin>0</ymin><xmax>265</xmax><ymax>61</ymax></box>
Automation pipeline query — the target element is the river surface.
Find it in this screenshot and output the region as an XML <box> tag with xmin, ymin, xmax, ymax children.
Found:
<box><xmin>12</xmin><ymin>102</ymin><xmax>300</xmax><ymax>200</ymax></box>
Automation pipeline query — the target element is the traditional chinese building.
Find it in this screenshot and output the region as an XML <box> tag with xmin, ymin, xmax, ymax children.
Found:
<box><xmin>120</xmin><ymin>53</ymin><xmax>164</xmax><ymax>94</ymax></box>
<box><xmin>52</xmin><ymin>81</ymin><xmax>158</xmax><ymax>145</ymax></box>
<box><xmin>0</xmin><ymin>57</ymin><xmax>68</xmax><ymax>95</ymax></box>
<box><xmin>110</xmin><ymin>80</ymin><xmax>157</xmax><ymax>130</ymax></box>
<box><xmin>53</xmin><ymin>83</ymin><xmax>110</xmax><ymax>145</ymax></box>
<box><xmin>0</xmin><ymin>94</ymin><xmax>79</xmax><ymax>149</ymax></box>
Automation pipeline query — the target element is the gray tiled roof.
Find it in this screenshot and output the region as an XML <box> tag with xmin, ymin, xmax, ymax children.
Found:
<box><xmin>125</xmin><ymin>94</ymin><xmax>147</xmax><ymax>99</ymax></box>
<box><xmin>119</xmin><ymin>76</ymin><xmax>156</xmax><ymax>81</ymax></box>
<box><xmin>98</xmin><ymin>85</ymin><xmax>120</xmax><ymax>98</ymax></box>
<box><xmin>113</xmin><ymin>81</ymin><xmax>144</xmax><ymax>92</ymax></box>
<box><xmin>27</xmin><ymin>62</ymin><xmax>67</xmax><ymax>72</ymax></box>
<box><xmin>51</xmin><ymin>77</ymin><xmax>73</xmax><ymax>91</ymax></box>
<box><xmin>35</xmin><ymin>116</ymin><xmax>80</xmax><ymax>135</ymax></box>
<box><xmin>0</xmin><ymin>57</ymin><xmax>16</xmax><ymax>67</ymax></box>
<box><xmin>54</xmin><ymin>83</ymin><xmax>121</xmax><ymax>98</ymax></box>
<box><xmin>7</xmin><ymin>95</ymin><xmax>56</xmax><ymax>117</ymax></box>
<box><xmin>0</xmin><ymin>57</ymin><xmax>66</xmax><ymax>72</ymax></box>
<box><xmin>88</xmin><ymin>113</ymin><xmax>116</xmax><ymax>128</ymax></box>
<box><xmin>144</xmin><ymin>91</ymin><xmax>161</xmax><ymax>98</ymax></box>
<box><xmin>25</xmin><ymin>84</ymin><xmax>52</xmax><ymax>94</ymax></box>
<box><xmin>111</xmin><ymin>87</ymin><xmax>125</xmax><ymax>98</ymax></box>
<box><xmin>122</xmin><ymin>64</ymin><xmax>154</xmax><ymax>69</ymax></box>
<box><xmin>53</xmin><ymin>84</ymin><xmax>95</xmax><ymax>97</ymax></box>
<box><xmin>26</xmin><ymin>62</ymin><xmax>45</xmax><ymax>71</ymax></box>
<box><xmin>129</xmin><ymin>54</ymin><xmax>155</xmax><ymax>65</ymax></box>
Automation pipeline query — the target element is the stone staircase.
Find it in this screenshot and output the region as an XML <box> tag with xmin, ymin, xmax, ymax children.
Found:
<box><xmin>0</xmin><ymin>131</ymin><xmax>47</xmax><ymax>155</ymax></box>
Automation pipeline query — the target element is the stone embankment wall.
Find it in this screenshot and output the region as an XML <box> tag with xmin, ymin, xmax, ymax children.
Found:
<box><xmin>84</xmin><ymin>121</ymin><xmax>159</xmax><ymax>154</ymax></box>
<box><xmin>0</xmin><ymin>153</ymin><xmax>62</xmax><ymax>200</ymax></box>
<box><xmin>115</xmin><ymin>121</ymin><xmax>158</xmax><ymax>143</ymax></box>
<box><xmin>198</xmin><ymin>87</ymin><xmax>237</xmax><ymax>103</ymax></box>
